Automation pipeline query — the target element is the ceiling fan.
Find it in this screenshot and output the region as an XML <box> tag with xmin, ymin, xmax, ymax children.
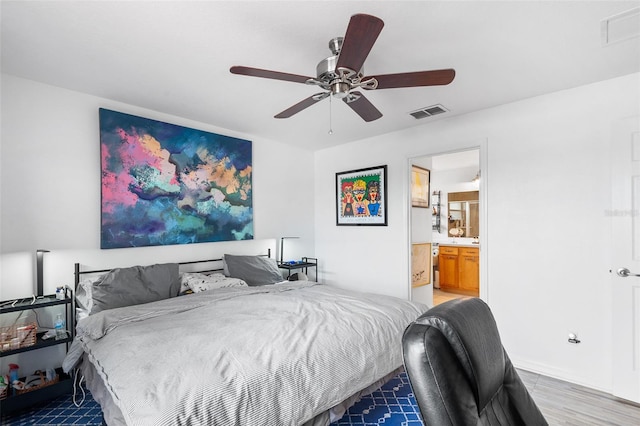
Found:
<box><xmin>230</xmin><ymin>13</ymin><xmax>455</xmax><ymax>122</ymax></box>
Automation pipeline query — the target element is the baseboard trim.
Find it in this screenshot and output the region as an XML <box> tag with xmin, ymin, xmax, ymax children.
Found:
<box><xmin>512</xmin><ymin>357</ymin><xmax>611</xmax><ymax>395</ymax></box>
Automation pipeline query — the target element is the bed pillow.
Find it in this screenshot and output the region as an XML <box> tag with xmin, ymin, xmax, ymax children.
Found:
<box><xmin>90</xmin><ymin>263</ymin><xmax>180</xmax><ymax>314</ymax></box>
<box><xmin>76</xmin><ymin>272</ymin><xmax>106</xmax><ymax>320</ymax></box>
<box><xmin>223</xmin><ymin>254</ymin><xmax>283</xmax><ymax>286</ymax></box>
<box><xmin>182</xmin><ymin>272</ymin><xmax>248</xmax><ymax>293</ymax></box>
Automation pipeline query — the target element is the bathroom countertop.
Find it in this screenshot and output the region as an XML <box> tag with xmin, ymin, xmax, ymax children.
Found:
<box><xmin>436</xmin><ymin>242</ymin><xmax>481</xmax><ymax>248</ymax></box>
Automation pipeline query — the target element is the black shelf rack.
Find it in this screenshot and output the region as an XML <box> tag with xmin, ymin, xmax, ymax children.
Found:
<box><xmin>432</xmin><ymin>191</ymin><xmax>442</xmax><ymax>233</ymax></box>
<box><xmin>278</xmin><ymin>257</ymin><xmax>318</xmax><ymax>282</ymax></box>
<box><xmin>1</xmin><ymin>290</ymin><xmax>74</xmax><ymax>415</ymax></box>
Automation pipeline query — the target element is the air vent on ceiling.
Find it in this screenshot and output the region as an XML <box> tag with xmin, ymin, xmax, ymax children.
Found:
<box><xmin>409</xmin><ymin>104</ymin><xmax>448</xmax><ymax>119</ymax></box>
<box><xmin>601</xmin><ymin>7</ymin><xmax>640</xmax><ymax>45</ymax></box>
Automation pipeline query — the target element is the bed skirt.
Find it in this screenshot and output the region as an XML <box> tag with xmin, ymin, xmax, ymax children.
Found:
<box><xmin>79</xmin><ymin>357</ymin><xmax>402</xmax><ymax>426</ymax></box>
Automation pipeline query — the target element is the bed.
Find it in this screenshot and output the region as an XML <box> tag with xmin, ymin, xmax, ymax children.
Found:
<box><xmin>64</xmin><ymin>251</ymin><xmax>428</xmax><ymax>426</ymax></box>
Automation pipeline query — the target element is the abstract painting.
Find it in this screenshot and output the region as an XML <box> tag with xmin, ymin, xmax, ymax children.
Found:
<box><xmin>100</xmin><ymin>108</ymin><xmax>253</xmax><ymax>249</ymax></box>
<box><xmin>336</xmin><ymin>165</ymin><xmax>387</xmax><ymax>226</ymax></box>
<box><xmin>411</xmin><ymin>242</ymin><xmax>432</xmax><ymax>287</ymax></box>
<box><xmin>411</xmin><ymin>165</ymin><xmax>430</xmax><ymax>208</ymax></box>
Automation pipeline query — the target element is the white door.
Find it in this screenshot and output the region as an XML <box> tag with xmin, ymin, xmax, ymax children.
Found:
<box><xmin>611</xmin><ymin>115</ymin><xmax>640</xmax><ymax>403</ymax></box>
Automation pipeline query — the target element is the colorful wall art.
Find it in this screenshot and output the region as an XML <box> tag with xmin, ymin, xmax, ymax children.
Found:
<box><xmin>335</xmin><ymin>165</ymin><xmax>387</xmax><ymax>226</ymax></box>
<box><xmin>100</xmin><ymin>109</ymin><xmax>253</xmax><ymax>249</ymax></box>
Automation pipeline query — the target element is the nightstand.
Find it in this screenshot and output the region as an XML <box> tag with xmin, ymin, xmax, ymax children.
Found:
<box><xmin>0</xmin><ymin>289</ymin><xmax>74</xmax><ymax>414</ymax></box>
<box><xmin>278</xmin><ymin>257</ymin><xmax>318</xmax><ymax>282</ymax></box>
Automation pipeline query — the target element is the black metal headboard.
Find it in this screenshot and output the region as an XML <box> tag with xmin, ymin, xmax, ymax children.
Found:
<box><xmin>74</xmin><ymin>248</ymin><xmax>271</xmax><ymax>289</ymax></box>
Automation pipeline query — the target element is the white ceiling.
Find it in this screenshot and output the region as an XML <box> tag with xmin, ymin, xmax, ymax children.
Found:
<box><xmin>2</xmin><ymin>1</ymin><xmax>639</xmax><ymax>151</ymax></box>
<box><xmin>431</xmin><ymin>149</ymin><xmax>479</xmax><ymax>171</ymax></box>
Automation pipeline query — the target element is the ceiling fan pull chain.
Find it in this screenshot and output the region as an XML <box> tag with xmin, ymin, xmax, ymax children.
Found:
<box><xmin>328</xmin><ymin>95</ymin><xmax>333</xmax><ymax>135</ymax></box>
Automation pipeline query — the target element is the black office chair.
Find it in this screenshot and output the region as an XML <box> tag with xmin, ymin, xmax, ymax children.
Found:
<box><xmin>402</xmin><ymin>298</ymin><xmax>547</xmax><ymax>425</ymax></box>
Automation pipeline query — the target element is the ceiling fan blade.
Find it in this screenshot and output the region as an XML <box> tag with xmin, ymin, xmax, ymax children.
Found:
<box><xmin>275</xmin><ymin>93</ymin><xmax>329</xmax><ymax>119</ymax></box>
<box><xmin>335</xmin><ymin>14</ymin><xmax>384</xmax><ymax>73</ymax></box>
<box><xmin>368</xmin><ymin>69</ymin><xmax>456</xmax><ymax>89</ymax></box>
<box><xmin>342</xmin><ymin>91</ymin><xmax>383</xmax><ymax>122</ymax></box>
<box><xmin>230</xmin><ymin>66</ymin><xmax>313</xmax><ymax>84</ymax></box>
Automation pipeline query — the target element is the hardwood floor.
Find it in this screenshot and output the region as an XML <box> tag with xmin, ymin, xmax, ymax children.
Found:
<box><xmin>433</xmin><ymin>289</ymin><xmax>640</xmax><ymax>424</ymax></box>
<box><xmin>519</xmin><ymin>369</ymin><xmax>640</xmax><ymax>425</ymax></box>
<box><xmin>433</xmin><ymin>288</ymin><xmax>467</xmax><ymax>305</ymax></box>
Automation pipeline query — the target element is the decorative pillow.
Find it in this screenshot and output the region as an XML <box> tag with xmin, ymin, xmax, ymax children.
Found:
<box><xmin>182</xmin><ymin>272</ymin><xmax>248</xmax><ymax>293</ymax></box>
<box><xmin>179</xmin><ymin>272</ymin><xmax>192</xmax><ymax>293</ymax></box>
<box><xmin>223</xmin><ymin>254</ymin><xmax>283</xmax><ymax>286</ymax></box>
<box><xmin>287</xmin><ymin>272</ymin><xmax>308</xmax><ymax>281</ymax></box>
<box><xmin>90</xmin><ymin>263</ymin><xmax>180</xmax><ymax>315</ymax></box>
<box><xmin>76</xmin><ymin>273</ymin><xmax>106</xmax><ymax>319</ymax></box>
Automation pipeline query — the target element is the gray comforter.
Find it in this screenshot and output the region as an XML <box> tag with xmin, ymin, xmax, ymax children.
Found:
<box><xmin>71</xmin><ymin>282</ymin><xmax>427</xmax><ymax>426</ymax></box>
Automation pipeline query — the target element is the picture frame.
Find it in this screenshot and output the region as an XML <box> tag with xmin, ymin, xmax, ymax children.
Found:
<box><xmin>336</xmin><ymin>165</ymin><xmax>387</xmax><ymax>226</ymax></box>
<box><xmin>411</xmin><ymin>242</ymin><xmax>432</xmax><ymax>287</ymax></box>
<box><xmin>411</xmin><ymin>165</ymin><xmax>430</xmax><ymax>208</ymax></box>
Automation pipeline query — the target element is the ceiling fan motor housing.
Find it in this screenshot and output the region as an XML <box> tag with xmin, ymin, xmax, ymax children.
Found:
<box><xmin>316</xmin><ymin>54</ymin><xmax>340</xmax><ymax>81</ymax></box>
<box><xmin>316</xmin><ymin>37</ymin><xmax>367</xmax><ymax>98</ymax></box>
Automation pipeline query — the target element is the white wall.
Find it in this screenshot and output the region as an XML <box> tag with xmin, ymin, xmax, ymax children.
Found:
<box><xmin>314</xmin><ymin>73</ymin><xmax>640</xmax><ymax>392</ymax></box>
<box><xmin>410</xmin><ymin>157</ymin><xmax>433</xmax><ymax>306</ymax></box>
<box><xmin>0</xmin><ymin>74</ymin><xmax>316</xmax><ymax>300</ymax></box>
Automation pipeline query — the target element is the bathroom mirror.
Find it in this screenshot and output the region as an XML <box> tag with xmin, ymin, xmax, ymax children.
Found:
<box><xmin>448</xmin><ymin>191</ymin><xmax>479</xmax><ymax>238</ymax></box>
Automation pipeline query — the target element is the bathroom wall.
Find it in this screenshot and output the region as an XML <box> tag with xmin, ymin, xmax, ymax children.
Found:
<box><xmin>431</xmin><ymin>161</ymin><xmax>480</xmax><ymax>244</ymax></box>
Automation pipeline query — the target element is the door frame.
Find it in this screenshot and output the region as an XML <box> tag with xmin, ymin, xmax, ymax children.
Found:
<box><xmin>407</xmin><ymin>138</ymin><xmax>489</xmax><ymax>303</ymax></box>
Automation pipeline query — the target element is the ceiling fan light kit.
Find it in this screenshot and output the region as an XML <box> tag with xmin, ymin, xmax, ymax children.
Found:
<box><xmin>230</xmin><ymin>13</ymin><xmax>455</xmax><ymax>123</ymax></box>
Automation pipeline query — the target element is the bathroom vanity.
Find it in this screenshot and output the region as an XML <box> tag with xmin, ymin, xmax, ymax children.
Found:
<box><xmin>438</xmin><ymin>244</ymin><xmax>479</xmax><ymax>296</ymax></box>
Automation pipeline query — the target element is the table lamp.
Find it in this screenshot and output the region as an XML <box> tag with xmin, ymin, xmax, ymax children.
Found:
<box><xmin>279</xmin><ymin>237</ymin><xmax>299</xmax><ymax>264</ymax></box>
<box><xmin>36</xmin><ymin>249</ymin><xmax>50</xmax><ymax>297</ymax></box>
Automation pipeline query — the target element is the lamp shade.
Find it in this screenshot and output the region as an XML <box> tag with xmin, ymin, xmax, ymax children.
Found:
<box><xmin>279</xmin><ymin>237</ymin><xmax>300</xmax><ymax>264</ymax></box>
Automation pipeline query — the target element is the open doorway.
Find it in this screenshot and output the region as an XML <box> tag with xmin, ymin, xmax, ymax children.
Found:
<box><xmin>410</xmin><ymin>148</ymin><xmax>482</xmax><ymax>306</ymax></box>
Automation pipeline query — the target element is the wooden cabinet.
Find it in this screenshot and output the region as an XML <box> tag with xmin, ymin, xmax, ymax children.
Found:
<box><xmin>439</xmin><ymin>246</ymin><xmax>459</xmax><ymax>289</ymax></box>
<box><xmin>458</xmin><ymin>248</ymin><xmax>479</xmax><ymax>292</ymax></box>
<box><xmin>438</xmin><ymin>246</ymin><xmax>479</xmax><ymax>296</ymax></box>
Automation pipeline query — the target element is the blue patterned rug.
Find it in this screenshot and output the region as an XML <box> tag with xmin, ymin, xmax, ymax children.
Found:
<box><xmin>331</xmin><ymin>372</ymin><xmax>424</xmax><ymax>426</ymax></box>
<box><xmin>2</xmin><ymin>392</ymin><xmax>104</xmax><ymax>425</ymax></box>
<box><xmin>2</xmin><ymin>372</ymin><xmax>423</xmax><ymax>426</ymax></box>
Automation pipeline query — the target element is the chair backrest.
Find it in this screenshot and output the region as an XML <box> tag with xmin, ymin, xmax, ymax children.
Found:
<box><xmin>402</xmin><ymin>298</ymin><xmax>547</xmax><ymax>426</ymax></box>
